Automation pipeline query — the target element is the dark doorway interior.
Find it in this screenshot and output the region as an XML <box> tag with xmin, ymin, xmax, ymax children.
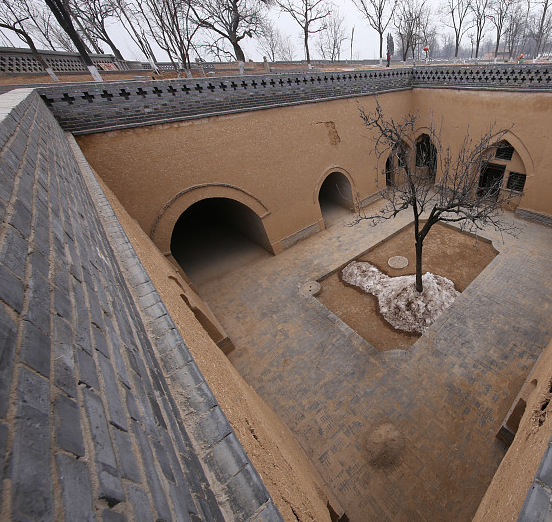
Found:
<box><xmin>170</xmin><ymin>198</ymin><xmax>272</xmax><ymax>287</ymax></box>
<box><xmin>318</xmin><ymin>172</ymin><xmax>353</xmax><ymax>227</ymax></box>
<box><xmin>479</xmin><ymin>164</ymin><xmax>505</xmax><ymax>199</ymax></box>
<box><xmin>415</xmin><ymin>134</ymin><xmax>437</xmax><ymax>182</ymax></box>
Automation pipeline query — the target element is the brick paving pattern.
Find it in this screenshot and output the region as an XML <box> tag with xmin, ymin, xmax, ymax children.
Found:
<box><xmin>198</xmin><ymin>205</ymin><xmax>552</xmax><ymax>522</ymax></box>
<box><xmin>0</xmin><ymin>89</ymin><xmax>282</xmax><ymax>521</ymax></box>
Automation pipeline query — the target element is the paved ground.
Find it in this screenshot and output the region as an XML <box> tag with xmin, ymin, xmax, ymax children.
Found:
<box><xmin>195</xmin><ymin>201</ymin><xmax>552</xmax><ymax>522</ymax></box>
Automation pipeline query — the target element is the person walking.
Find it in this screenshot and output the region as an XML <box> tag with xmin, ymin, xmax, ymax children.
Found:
<box><xmin>386</xmin><ymin>50</ymin><xmax>390</xmax><ymax>67</ymax></box>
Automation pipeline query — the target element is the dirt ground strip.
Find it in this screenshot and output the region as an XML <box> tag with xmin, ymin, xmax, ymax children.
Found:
<box><xmin>317</xmin><ymin>222</ymin><xmax>498</xmax><ymax>351</ymax></box>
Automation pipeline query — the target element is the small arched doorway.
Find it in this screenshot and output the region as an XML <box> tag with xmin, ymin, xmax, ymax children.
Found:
<box><xmin>415</xmin><ymin>134</ymin><xmax>437</xmax><ymax>182</ymax></box>
<box><xmin>170</xmin><ymin>198</ymin><xmax>272</xmax><ymax>287</ymax></box>
<box><xmin>318</xmin><ymin>171</ymin><xmax>354</xmax><ymax>227</ymax></box>
<box><xmin>385</xmin><ymin>141</ymin><xmax>410</xmax><ymax>187</ymax></box>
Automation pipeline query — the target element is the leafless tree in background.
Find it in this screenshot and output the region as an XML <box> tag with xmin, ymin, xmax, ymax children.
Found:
<box><xmin>44</xmin><ymin>0</ymin><xmax>103</xmax><ymax>80</ymax></box>
<box><xmin>352</xmin><ymin>101</ymin><xmax>518</xmax><ymax>293</ymax></box>
<box><xmin>0</xmin><ymin>0</ymin><xmax>59</xmax><ymax>79</ymax></box>
<box><xmin>351</xmin><ymin>0</ymin><xmax>396</xmax><ymax>59</ymax></box>
<box><xmin>145</xmin><ymin>0</ymin><xmax>200</xmax><ymax>75</ymax></box>
<box><xmin>440</xmin><ymin>0</ymin><xmax>473</xmax><ymax>58</ymax></box>
<box><xmin>257</xmin><ymin>22</ymin><xmax>295</xmax><ymax>60</ymax></box>
<box><xmin>489</xmin><ymin>0</ymin><xmax>517</xmax><ymax>58</ymax></box>
<box><xmin>190</xmin><ymin>0</ymin><xmax>268</xmax><ymax>62</ymax></box>
<box><xmin>114</xmin><ymin>0</ymin><xmax>159</xmax><ymax>69</ymax></box>
<box><xmin>531</xmin><ymin>0</ymin><xmax>552</xmax><ymax>55</ymax></box>
<box><xmin>394</xmin><ymin>0</ymin><xmax>426</xmax><ymax>60</ymax></box>
<box><xmin>503</xmin><ymin>1</ymin><xmax>527</xmax><ymax>57</ymax></box>
<box><xmin>317</xmin><ymin>10</ymin><xmax>348</xmax><ymax>60</ymax></box>
<box><xmin>69</xmin><ymin>0</ymin><xmax>125</xmax><ymax>59</ymax></box>
<box><xmin>277</xmin><ymin>0</ymin><xmax>332</xmax><ymax>63</ymax></box>
<box><xmin>470</xmin><ymin>0</ymin><xmax>491</xmax><ymax>57</ymax></box>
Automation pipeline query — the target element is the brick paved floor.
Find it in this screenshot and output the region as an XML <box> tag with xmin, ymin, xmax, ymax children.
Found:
<box><xmin>196</xmin><ymin>201</ymin><xmax>552</xmax><ymax>522</ymax></box>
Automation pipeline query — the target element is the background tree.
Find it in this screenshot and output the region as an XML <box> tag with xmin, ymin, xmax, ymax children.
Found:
<box><xmin>69</xmin><ymin>0</ymin><xmax>125</xmax><ymax>60</ymax></box>
<box><xmin>351</xmin><ymin>0</ymin><xmax>396</xmax><ymax>60</ymax></box>
<box><xmin>394</xmin><ymin>0</ymin><xmax>425</xmax><ymax>60</ymax></box>
<box><xmin>352</xmin><ymin>101</ymin><xmax>519</xmax><ymax>293</ymax></box>
<box><xmin>503</xmin><ymin>1</ymin><xmax>527</xmax><ymax>57</ymax></box>
<box><xmin>386</xmin><ymin>31</ymin><xmax>394</xmax><ymax>54</ymax></box>
<box><xmin>277</xmin><ymin>0</ymin><xmax>332</xmax><ymax>64</ymax></box>
<box><xmin>470</xmin><ymin>0</ymin><xmax>491</xmax><ymax>57</ymax></box>
<box><xmin>191</xmin><ymin>0</ymin><xmax>267</xmax><ymax>62</ymax></box>
<box><xmin>0</xmin><ymin>0</ymin><xmax>59</xmax><ymax>80</ymax></box>
<box><xmin>257</xmin><ymin>21</ymin><xmax>296</xmax><ymax>60</ymax></box>
<box><xmin>142</xmin><ymin>0</ymin><xmax>200</xmax><ymax>75</ymax></box>
<box><xmin>317</xmin><ymin>10</ymin><xmax>348</xmax><ymax>60</ymax></box>
<box><xmin>114</xmin><ymin>0</ymin><xmax>159</xmax><ymax>71</ymax></box>
<box><xmin>440</xmin><ymin>0</ymin><xmax>473</xmax><ymax>59</ymax></box>
<box><xmin>532</xmin><ymin>0</ymin><xmax>552</xmax><ymax>55</ymax></box>
<box><xmin>44</xmin><ymin>0</ymin><xmax>103</xmax><ymax>80</ymax></box>
<box><xmin>489</xmin><ymin>0</ymin><xmax>517</xmax><ymax>58</ymax></box>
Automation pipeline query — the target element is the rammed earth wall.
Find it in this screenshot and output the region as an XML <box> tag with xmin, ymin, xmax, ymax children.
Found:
<box><xmin>0</xmin><ymin>88</ymin><xmax>282</xmax><ymax>521</ymax></box>
<box><xmin>35</xmin><ymin>64</ymin><xmax>552</xmax><ymax>135</ymax></box>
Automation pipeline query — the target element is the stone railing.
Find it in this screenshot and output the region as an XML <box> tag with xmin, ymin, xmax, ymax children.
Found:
<box><xmin>32</xmin><ymin>64</ymin><xmax>552</xmax><ymax>134</ymax></box>
<box><xmin>0</xmin><ymin>46</ymin><xmax>125</xmax><ymax>74</ymax></box>
<box><xmin>412</xmin><ymin>63</ymin><xmax>552</xmax><ymax>90</ymax></box>
<box><xmin>37</xmin><ymin>69</ymin><xmax>412</xmax><ymax>133</ymax></box>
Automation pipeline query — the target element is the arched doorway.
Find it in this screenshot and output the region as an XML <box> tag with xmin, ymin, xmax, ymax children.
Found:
<box><xmin>415</xmin><ymin>134</ymin><xmax>437</xmax><ymax>182</ymax></box>
<box><xmin>318</xmin><ymin>171</ymin><xmax>354</xmax><ymax>227</ymax></box>
<box><xmin>478</xmin><ymin>140</ymin><xmax>528</xmax><ymax>204</ymax></box>
<box><xmin>170</xmin><ymin>198</ymin><xmax>272</xmax><ymax>287</ymax></box>
<box><xmin>385</xmin><ymin>141</ymin><xmax>410</xmax><ymax>187</ymax></box>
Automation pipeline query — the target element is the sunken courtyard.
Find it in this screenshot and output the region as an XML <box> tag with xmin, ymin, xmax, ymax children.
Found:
<box><xmin>2</xmin><ymin>65</ymin><xmax>552</xmax><ymax>522</ymax></box>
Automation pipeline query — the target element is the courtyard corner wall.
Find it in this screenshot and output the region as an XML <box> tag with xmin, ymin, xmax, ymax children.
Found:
<box><xmin>75</xmin><ymin>91</ymin><xmax>413</xmax><ymax>256</ymax></box>
<box><xmin>0</xmin><ymin>89</ymin><xmax>281</xmax><ymax>521</ymax></box>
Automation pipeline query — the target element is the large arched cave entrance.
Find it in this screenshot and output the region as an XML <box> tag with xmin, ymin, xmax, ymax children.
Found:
<box><xmin>170</xmin><ymin>198</ymin><xmax>272</xmax><ymax>286</ymax></box>
<box><xmin>318</xmin><ymin>171</ymin><xmax>354</xmax><ymax>227</ymax></box>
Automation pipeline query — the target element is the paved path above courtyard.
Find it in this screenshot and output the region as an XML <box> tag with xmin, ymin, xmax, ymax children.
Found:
<box><xmin>197</xmin><ymin>202</ymin><xmax>552</xmax><ymax>522</ymax></box>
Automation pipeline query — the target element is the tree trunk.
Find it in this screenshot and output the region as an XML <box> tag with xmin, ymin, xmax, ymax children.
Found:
<box><xmin>232</xmin><ymin>41</ymin><xmax>246</xmax><ymax>62</ymax></box>
<box><xmin>1</xmin><ymin>24</ymin><xmax>59</xmax><ymax>81</ymax></box>
<box><xmin>45</xmin><ymin>0</ymin><xmax>103</xmax><ymax>81</ymax></box>
<box><xmin>415</xmin><ymin>239</ymin><xmax>423</xmax><ymax>292</ymax></box>
<box><xmin>304</xmin><ymin>29</ymin><xmax>311</xmax><ymax>64</ymax></box>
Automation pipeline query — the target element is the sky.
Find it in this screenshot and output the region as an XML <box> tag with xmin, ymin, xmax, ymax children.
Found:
<box><xmin>105</xmin><ymin>0</ymin><xmax>388</xmax><ymax>64</ymax></box>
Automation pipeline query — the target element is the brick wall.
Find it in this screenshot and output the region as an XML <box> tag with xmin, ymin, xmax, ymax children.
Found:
<box><xmin>38</xmin><ymin>69</ymin><xmax>413</xmax><ymax>134</ymax></box>
<box><xmin>34</xmin><ymin>64</ymin><xmax>552</xmax><ymax>135</ymax></box>
<box><xmin>0</xmin><ymin>88</ymin><xmax>282</xmax><ymax>521</ymax></box>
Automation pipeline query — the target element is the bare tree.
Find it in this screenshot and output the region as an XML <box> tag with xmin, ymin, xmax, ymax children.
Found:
<box><xmin>142</xmin><ymin>0</ymin><xmax>200</xmax><ymax>75</ymax></box>
<box><xmin>533</xmin><ymin>0</ymin><xmax>552</xmax><ymax>55</ymax></box>
<box><xmin>394</xmin><ymin>0</ymin><xmax>426</xmax><ymax>60</ymax></box>
<box><xmin>257</xmin><ymin>22</ymin><xmax>296</xmax><ymax>60</ymax></box>
<box><xmin>351</xmin><ymin>0</ymin><xmax>396</xmax><ymax>60</ymax></box>
<box><xmin>69</xmin><ymin>0</ymin><xmax>124</xmax><ymax>60</ymax></box>
<box><xmin>504</xmin><ymin>0</ymin><xmax>527</xmax><ymax>58</ymax></box>
<box><xmin>386</xmin><ymin>31</ymin><xmax>394</xmax><ymax>54</ymax></box>
<box><xmin>440</xmin><ymin>0</ymin><xmax>473</xmax><ymax>58</ymax></box>
<box><xmin>352</xmin><ymin>101</ymin><xmax>519</xmax><ymax>293</ymax></box>
<box><xmin>277</xmin><ymin>0</ymin><xmax>332</xmax><ymax>64</ymax></box>
<box><xmin>489</xmin><ymin>0</ymin><xmax>517</xmax><ymax>58</ymax></box>
<box><xmin>470</xmin><ymin>0</ymin><xmax>491</xmax><ymax>57</ymax></box>
<box><xmin>190</xmin><ymin>0</ymin><xmax>267</xmax><ymax>62</ymax></box>
<box><xmin>114</xmin><ymin>0</ymin><xmax>159</xmax><ymax>70</ymax></box>
<box><xmin>0</xmin><ymin>0</ymin><xmax>59</xmax><ymax>80</ymax></box>
<box><xmin>317</xmin><ymin>10</ymin><xmax>348</xmax><ymax>60</ymax></box>
<box><xmin>44</xmin><ymin>0</ymin><xmax>103</xmax><ymax>80</ymax></box>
